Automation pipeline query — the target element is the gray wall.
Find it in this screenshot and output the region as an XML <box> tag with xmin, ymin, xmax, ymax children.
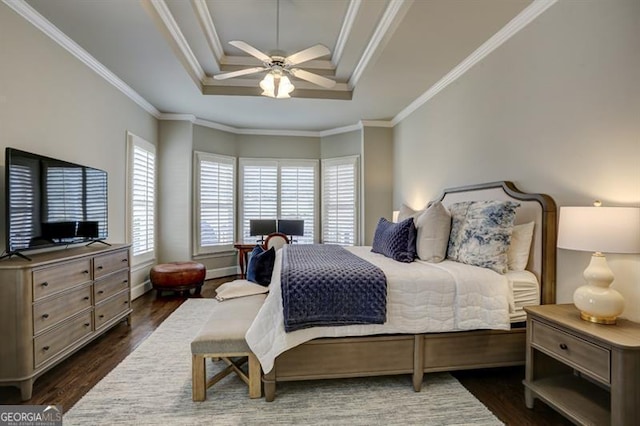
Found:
<box><xmin>392</xmin><ymin>0</ymin><xmax>640</xmax><ymax>320</ymax></box>
<box><xmin>362</xmin><ymin>127</ymin><xmax>393</xmax><ymax>245</ymax></box>
<box><xmin>157</xmin><ymin>121</ymin><xmax>193</xmax><ymax>263</ymax></box>
<box><xmin>320</xmin><ymin>130</ymin><xmax>361</xmax><ymax>159</ymax></box>
<box><xmin>0</xmin><ymin>4</ymin><xmax>158</xmax><ymax>296</ymax></box>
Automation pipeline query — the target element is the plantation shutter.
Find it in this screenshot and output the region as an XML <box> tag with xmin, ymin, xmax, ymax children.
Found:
<box><xmin>240</xmin><ymin>159</ymin><xmax>318</xmax><ymax>244</ymax></box>
<box><xmin>280</xmin><ymin>164</ymin><xmax>315</xmax><ymax>244</ymax></box>
<box><xmin>240</xmin><ymin>160</ymin><xmax>278</xmax><ymax>243</ymax></box>
<box><xmin>130</xmin><ymin>142</ymin><xmax>155</xmax><ymax>257</ymax></box>
<box><xmin>322</xmin><ymin>156</ymin><xmax>359</xmax><ymax>246</ymax></box>
<box><xmin>195</xmin><ymin>152</ymin><xmax>235</xmax><ymax>254</ymax></box>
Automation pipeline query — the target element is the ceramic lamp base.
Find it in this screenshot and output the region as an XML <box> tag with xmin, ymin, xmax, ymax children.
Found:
<box><xmin>573</xmin><ymin>253</ymin><xmax>624</xmax><ymax>325</ymax></box>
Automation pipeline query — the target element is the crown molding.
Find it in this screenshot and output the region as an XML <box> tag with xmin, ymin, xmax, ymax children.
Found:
<box><xmin>319</xmin><ymin>123</ymin><xmax>363</xmax><ymax>137</ymax></box>
<box><xmin>193</xmin><ymin>118</ymin><xmax>321</xmax><ymax>137</ymax></box>
<box><xmin>349</xmin><ymin>0</ymin><xmax>413</xmax><ymax>89</ymax></box>
<box><xmin>158</xmin><ymin>113</ymin><xmax>196</xmax><ymax>122</ymax></box>
<box><xmin>191</xmin><ymin>0</ymin><xmax>223</xmax><ymax>73</ymax></box>
<box><xmin>332</xmin><ymin>0</ymin><xmax>361</xmax><ymax>66</ymax></box>
<box><xmin>142</xmin><ymin>0</ymin><xmax>206</xmax><ymax>85</ymax></box>
<box><xmin>360</xmin><ymin>120</ymin><xmax>393</xmax><ymax>128</ymax></box>
<box><xmin>392</xmin><ymin>0</ymin><xmax>558</xmax><ymax>125</ymax></box>
<box><xmin>2</xmin><ymin>0</ymin><xmax>161</xmax><ymax>118</ymax></box>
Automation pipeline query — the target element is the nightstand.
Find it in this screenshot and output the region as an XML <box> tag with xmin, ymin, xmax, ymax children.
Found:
<box><xmin>523</xmin><ymin>304</ymin><xmax>640</xmax><ymax>426</ymax></box>
<box><xmin>234</xmin><ymin>243</ymin><xmax>256</xmax><ymax>279</ymax></box>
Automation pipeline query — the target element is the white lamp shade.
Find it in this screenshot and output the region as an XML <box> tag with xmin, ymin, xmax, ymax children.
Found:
<box><xmin>557</xmin><ymin>206</ymin><xmax>640</xmax><ymax>254</ymax></box>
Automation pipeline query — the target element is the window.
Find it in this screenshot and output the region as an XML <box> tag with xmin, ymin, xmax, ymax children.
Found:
<box><xmin>126</xmin><ymin>132</ymin><xmax>156</xmax><ymax>263</ymax></box>
<box><xmin>321</xmin><ymin>156</ymin><xmax>359</xmax><ymax>246</ymax></box>
<box><xmin>240</xmin><ymin>158</ymin><xmax>317</xmax><ymax>244</ymax></box>
<box><xmin>194</xmin><ymin>152</ymin><xmax>235</xmax><ymax>254</ymax></box>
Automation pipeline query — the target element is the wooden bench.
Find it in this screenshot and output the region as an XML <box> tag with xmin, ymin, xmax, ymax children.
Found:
<box><xmin>191</xmin><ymin>294</ymin><xmax>266</xmax><ymax>400</ymax></box>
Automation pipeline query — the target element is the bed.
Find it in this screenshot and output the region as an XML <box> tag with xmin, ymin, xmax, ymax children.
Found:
<box><xmin>246</xmin><ymin>181</ymin><xmax>557</xmax><ymax>401</ymax></box>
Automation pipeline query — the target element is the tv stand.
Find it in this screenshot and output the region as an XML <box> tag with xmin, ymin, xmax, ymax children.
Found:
<box><xmin>0</xmin><ymin>244</ymin><xmax>131</xmax><ymax>400</ymax></box>
<box><xmin>0</xmin><ymin>251</ymin><xmax>32</xmax><ymax>261</ymax></box>
<box><xmin>86</xmin><ymin>239</ymin><xmax>111</xmax><ymax>247</ymax></box>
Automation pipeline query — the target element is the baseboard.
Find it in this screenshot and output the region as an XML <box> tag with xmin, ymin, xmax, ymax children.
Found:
<box><xmin>131</xmin><ymin>280</ymin><xmax>152</xmax><ymax>300</ymax></box>
<box><xmin>206</xmin><ymin>266</ymin><xmax>239</xmax><ymax>280</ymax></box>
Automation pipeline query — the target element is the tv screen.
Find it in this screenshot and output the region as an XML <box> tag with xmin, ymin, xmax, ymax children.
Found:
<box><xmin>5</xmin><ymin>148</ymin><xmax>108</xmax><ymax>254</ymax></box>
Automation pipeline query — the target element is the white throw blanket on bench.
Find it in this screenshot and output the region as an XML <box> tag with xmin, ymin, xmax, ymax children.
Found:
<box><xmin>246</xmin><ymin>246</ymin><xmax>510</xmax><ymax>374</ymax></box>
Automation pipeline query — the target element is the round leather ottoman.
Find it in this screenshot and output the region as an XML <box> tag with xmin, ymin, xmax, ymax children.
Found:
<box><xmin>150</xmin><ymin>261</ymin><xmax>206</xmax><ymax>296</ymax></box>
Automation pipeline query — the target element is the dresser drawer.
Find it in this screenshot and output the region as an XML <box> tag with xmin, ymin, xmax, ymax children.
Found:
<box><xmin>94</xmin><ymin>291</ymin><xmax>130</xmax><ymax>330</ymax></box>
<box><xmin>93</xmin><ymin>249</ymin><xmax>130</xmax><ymax>279</ymax></box>
<box><xmin>34</xmin><ymin>311</ymin><xmax>93</xmax><ymax>367</ymax></box>
<box><xmin>94</xmin><ymin>270</ymin><xmax>129</xmax><ymax>304</ymax></box>
<box><xmin>33</xmin><ymin>283</ymin><xmax>92</xmax><ymax>335</ymax></box>
<box><xmin>531</xmin><ymin>320</ymin><xmax>610</xmax><ymax>383</ymax></box>
<box><xmin>33</xmin><ymin>259</ymin><xmax>92</xmax><ymax>301</ymax></box>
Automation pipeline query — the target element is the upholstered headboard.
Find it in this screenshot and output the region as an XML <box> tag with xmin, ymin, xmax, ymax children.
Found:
<box><xmin>435</xmin><ymin>181</ymin><xmax>557</xmax><ymax>304</ymax></box>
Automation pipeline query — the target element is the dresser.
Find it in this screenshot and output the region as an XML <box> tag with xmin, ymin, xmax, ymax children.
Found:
<box><xmin>524</xmin><ymin>304</ymin><xmax>640</xmax><ymax>426</ymax></box>
<box><xmin>0</xmin><ymin>244</ymin><xmax>132</xmax><ymax>400</ymax></box>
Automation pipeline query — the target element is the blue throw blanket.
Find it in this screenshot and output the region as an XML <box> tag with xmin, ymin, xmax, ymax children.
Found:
<box><xmin>281</xmin><ymin>244</ymin><xmax>387</xmax><ymax>332</ymax></box>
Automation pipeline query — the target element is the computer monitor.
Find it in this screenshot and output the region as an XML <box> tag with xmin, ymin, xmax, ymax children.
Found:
<box><xmin>249</xmin><ymin>219</ymin><xmax>277</xmax><ymax>236</ymax></box>
<box><xmin>277</xmin><ymin>219</ymin><xmax>304</xmax><ymax>237</ymax></box>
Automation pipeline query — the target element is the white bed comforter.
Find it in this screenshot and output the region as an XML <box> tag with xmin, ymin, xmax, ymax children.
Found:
<box><xmin>246</xmin><ymin>246</ymin><xmax>510</xmax><ymax>373</ymax></box>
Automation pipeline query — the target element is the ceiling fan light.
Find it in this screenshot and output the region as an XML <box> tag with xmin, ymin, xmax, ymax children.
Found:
<box><xmin>276</xmin><ymin>76</ymin><xmax>294</xmax><ymax>98</ymax></box>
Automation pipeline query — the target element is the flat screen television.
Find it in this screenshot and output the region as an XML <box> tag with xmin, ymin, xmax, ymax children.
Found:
<box><xmin>4</xmin><ymin>148</ymin><xmax>108</xmax><ymax>258</ymax></box>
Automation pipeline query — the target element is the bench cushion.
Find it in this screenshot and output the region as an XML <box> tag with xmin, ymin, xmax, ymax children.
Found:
<box><xmin>191</xmin><ymin>294</ymin><xmax>266</xmax><ymax>354</ymax></box>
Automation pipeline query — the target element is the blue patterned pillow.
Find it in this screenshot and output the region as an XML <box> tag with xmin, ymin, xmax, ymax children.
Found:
<box><xmin>247</xmin><ymin>245</ymin><xmax>276</xmax><ymax>286</ymax></box>
<box><xmin>447</xmin><ymin>201</ymin><xmax>519</xmax><ymax>274</ymax></box>
<box><xmin>371</xmin><ymin>217</ymin><xmax>417</xmax><ymax>263</ymax></box>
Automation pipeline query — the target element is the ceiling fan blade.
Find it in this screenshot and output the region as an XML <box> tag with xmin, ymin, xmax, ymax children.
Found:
<box><xmin>289</xmin><ymin>68</ymin><xmax>336</xmax><ymax>89</ymax></box>
<box><xmin>229</xmin><ymin>41</ymin><xmax>272</xmax><ymax>63</ymax></box>
<box><xmin>285</xmin><ymin>44</ymin><xmax>330</xmax><ymax>66</ymax></box>
<box><xmin>213</xmin><ymin>67</ymin><xmax>266</xmax><ymax>80</ymax></box>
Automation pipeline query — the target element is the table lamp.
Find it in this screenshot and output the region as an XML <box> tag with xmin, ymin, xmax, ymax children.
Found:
<box><xmin>557</xmin><ymin>203</ymin><xmax>640</xmax><ymax>324</ymax></box>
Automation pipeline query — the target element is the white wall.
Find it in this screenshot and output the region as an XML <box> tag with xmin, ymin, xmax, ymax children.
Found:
<box><xmin>393</xmin><ymin>0</ymin><xmax>640</xmax><ymax>320</ymax></box>
<box><xmin>0</xmin><ymin>4</ymin><xmax>157</xmax><ymax>255</ymax></box>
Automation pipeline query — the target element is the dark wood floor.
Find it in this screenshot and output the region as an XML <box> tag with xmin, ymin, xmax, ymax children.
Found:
<box><xmin>0</xmin><ymin>276</ymin><xmax>572</xmax><ymax>425</ymax></box>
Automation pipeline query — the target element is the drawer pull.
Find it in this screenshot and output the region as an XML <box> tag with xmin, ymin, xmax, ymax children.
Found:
<box><xmin>97</xmin><ymin>266</ymin><xmax>103</xmax><ymax>270</ymax></box>
<box><xmin>83</xmin><ymin>270</ymin><xmax>89</xmax><ymax>274</ymax></box>
<box><xmin>43</xmin><ymin>346</ymin><xmax>50</xmax><ymax>351</ymax></box>
<box><xmin>559</xmin><ymin>343</ymin><xmax>568</xmax><ymax>350</ymax></box>
<box><xmin>98</xmin><ymin>290</ymin><xmax>105</xmax><ymax>294</ymax></box>
<box><xmin>84</xmin><ymin>323</ymin><xmax>91</xmax><ymax>327</ymax></box>
<box><xmin>84</xmin><ymin>296</ymin><xmax>90</xmax><ymax>300</ymax></box>
<box><xmin>123</xmin><ymin>301</ymin><xmax>128</xmax><ymax>305</ymax></box>
<box><xmin>121</xmin><ymin>259</ymin><xmax>128</xmax><ymax>262</ymax></box>
<box><xmin>123</xmin><ymin>280</ymin><xmax>128</xmax><ymax>283</ymax></box>
<box><xmin>42</xmin><ymin>314</ymin><xmax>49</xmax><ymax>319</ymax></box>
<box><xmin>42</xmin><ymin>282</ymin><xmax>49</xmax><ymax>287</ymax></box>
<box><xmin>99</xmin><ymin>314</ymin><xmax>105</xmax><ymax>319</ymax></box>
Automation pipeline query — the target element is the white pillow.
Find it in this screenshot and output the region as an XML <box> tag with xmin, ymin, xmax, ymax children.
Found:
<box><xmin>397</xmin><ymin>203</ymin><xmax>423</xmax><ymax>222</ymax></box>
<box><xmin>507</xmin><ymin>222</ymin><xmax>535</xmax><ymax>271</ymax></box>
<box><xmin>215</xmin><ymin>279</ymin><xmax>269</xmax><ymax>301</ymax></box>
<box><xmin>414</xmin><ymin>201</ymin><xmax>451</xmax><ymax>263</ymax></box>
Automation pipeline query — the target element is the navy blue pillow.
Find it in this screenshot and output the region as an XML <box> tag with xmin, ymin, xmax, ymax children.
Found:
<box><xmin>371</xmin><ymin>217</ymin><xmax>417</xmax><ymax>263</ymax></box>
<box><xmin>247</xmin><ymin>245</ymin><xmax>276</xmax><ymax>286</ymax></box>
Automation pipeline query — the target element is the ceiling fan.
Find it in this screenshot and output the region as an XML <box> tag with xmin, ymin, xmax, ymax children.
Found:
<box><xmin>213</xmin><ymin>1</ymin><xmax>336</xmax><ymax>98</ymax></box>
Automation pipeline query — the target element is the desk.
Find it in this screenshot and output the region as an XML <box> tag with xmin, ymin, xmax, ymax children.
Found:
<box><xmin>234</xmin><ymin>243</ymin><xmax>256</xmax><ymax>279</ymax></box>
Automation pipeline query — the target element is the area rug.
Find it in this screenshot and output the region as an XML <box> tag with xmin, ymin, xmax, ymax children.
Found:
<box><xmin>64</xmin><ymin>299</ymin><xmax>503</xmax><ymax>425</ymax></box>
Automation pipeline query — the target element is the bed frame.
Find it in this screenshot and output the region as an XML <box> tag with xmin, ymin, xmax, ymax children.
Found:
<box><xmin>263</xmin><ymin>181</ymin><xmax>557</xmax><ymax>401</ymax></box>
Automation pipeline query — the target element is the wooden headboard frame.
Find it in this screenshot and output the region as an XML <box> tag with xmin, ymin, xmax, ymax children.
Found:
<box><xmin>435</xmin><ymin>181</ymin><xmax>557</xmax><ymax>305</ymax></box>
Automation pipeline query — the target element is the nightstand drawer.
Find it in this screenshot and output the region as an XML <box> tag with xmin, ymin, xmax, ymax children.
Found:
<box><xmin>531</xmin><ymin>320</ymin><xmax>610</xmax><ymax>383</ymax></box>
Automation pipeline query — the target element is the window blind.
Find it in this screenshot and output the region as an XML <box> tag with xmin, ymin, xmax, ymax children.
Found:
<box><xmin>240</xmin><ymin>159</ymin><xmax>317</xmax><ymax>244</ymax></box>
<box><xmin>131</xmin><ymin>144</ymin><xmax>155</xmax><ymax>257</ymax></box>
<box><xmin>195</xmin><ymin>152</ymin><xmax>235</xmax><ymax>253</ymax></box>
<box><xmin>322</xmin><ymin>156</ymin><xmax>359</xmax><ymax>246</ymax></box>
<box><xmin>8</xmin><ymin>164</ymin><xmax>35</xmax><ymax>250</ymax></box>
